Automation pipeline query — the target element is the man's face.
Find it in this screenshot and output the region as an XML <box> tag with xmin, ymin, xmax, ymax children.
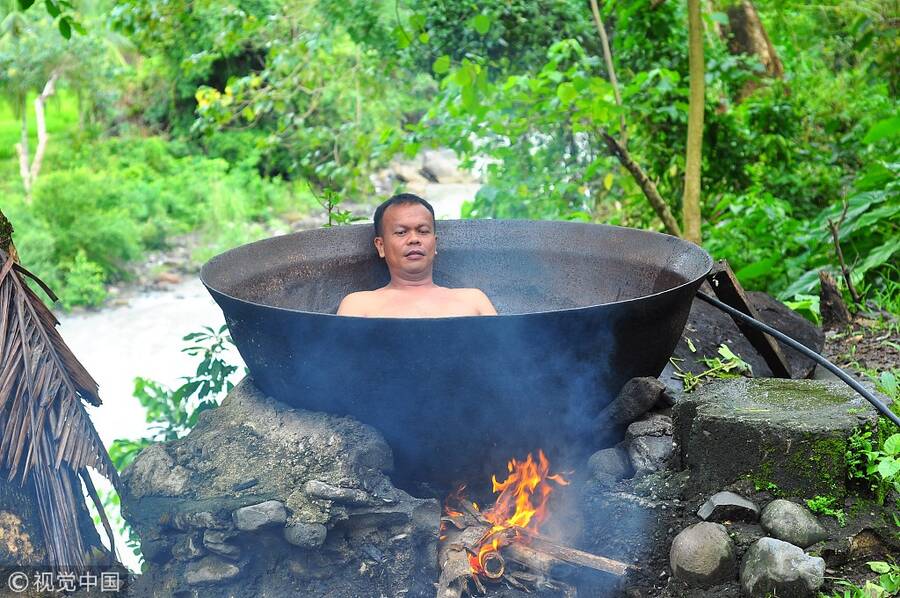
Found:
<box><xmin>374</xmin><ymin>203</ymin><xmax>436</xmax><ymax>276</ymax></box>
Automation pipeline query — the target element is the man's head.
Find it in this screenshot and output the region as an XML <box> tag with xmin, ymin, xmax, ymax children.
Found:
<box><xmin>373</xmin><ymin>193</ymin><xmax>435</xmax><ymax>237</ymax></box>
<box><xmin>373</xmin><ymin>194</ymin><xmax>437</xmax><ymax>280</ymax></box>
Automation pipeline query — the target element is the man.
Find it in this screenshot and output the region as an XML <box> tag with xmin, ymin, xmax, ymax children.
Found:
<box><xmin>337</xmin><ymin>193</ymin><xmax>497</xmax><ymax>317</ymax></box>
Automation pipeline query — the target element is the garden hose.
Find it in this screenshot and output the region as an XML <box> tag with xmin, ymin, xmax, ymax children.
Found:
<box><xmin>696</xmin><ymin>290</ymin><xmax>900</xmax><ymax>430</ymax></box>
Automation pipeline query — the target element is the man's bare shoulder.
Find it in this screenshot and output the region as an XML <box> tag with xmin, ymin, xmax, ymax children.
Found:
<box><xmin>450</xmin><ymin>288</ymin><xmax>498</xmax><ymax>315</ymax></box>
<box><xmin>336</xmin><ymin>290</ymin><xmax>383</xmax><ymax>316</ymax></box>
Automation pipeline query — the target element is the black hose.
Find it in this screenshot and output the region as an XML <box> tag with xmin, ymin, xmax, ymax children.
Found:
<box><xmin>695</xmin><ymin>290</ymin><xmax>900</xmax><ymax>429</ymax></box>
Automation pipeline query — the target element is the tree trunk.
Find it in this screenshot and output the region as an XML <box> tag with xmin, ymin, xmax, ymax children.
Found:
<box><xmin>589</xmin><ymin>0</ymin><xmax>626</xmax><ymax>147</ymax></box>
<box><xmin>683</xmin><ymin>0</ymin><xmax>705</xmax><ymax>244</ymax></box>
<box><xmin>15</xmin><ymin>97</ymin><xmax>31</xmax><ymax>199</ymax></box>
<box><xmin>722</xmin><ymin>1</ymin><xmax>783</xmax><ymax>98</ymax></box>
<box><xmin>601</xmin><ymin>132</ymin><xmax>682</xmax><ymax>237</ymax></box>
<box><xmin>14</xmin><ymin>71</ymin><xmax>60</xmax><ymax>203</ymax></box>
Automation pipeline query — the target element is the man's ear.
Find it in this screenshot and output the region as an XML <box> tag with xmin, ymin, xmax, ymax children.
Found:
<box><xmin>373</xmin><ymin>236</ymin><xmax>385</xmax><ymax>258</ymax></box>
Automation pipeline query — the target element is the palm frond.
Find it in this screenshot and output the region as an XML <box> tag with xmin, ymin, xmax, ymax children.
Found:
<box><xmin>0</xmin><ymin>246</ymin><xmax>119</xmax><ymax>569</ymax></box>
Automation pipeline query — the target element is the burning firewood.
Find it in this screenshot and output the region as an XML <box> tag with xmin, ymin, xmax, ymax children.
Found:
<box><xmin>436</xmin><ymin>451</ymin><xmax>631</xmax><ymax>597</ymax></box>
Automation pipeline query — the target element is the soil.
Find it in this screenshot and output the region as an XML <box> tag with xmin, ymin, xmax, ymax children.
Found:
<box><xmin>822</xmin><ymin>314</ymin><xmax>900</xmax><ymax>375</ymax></box>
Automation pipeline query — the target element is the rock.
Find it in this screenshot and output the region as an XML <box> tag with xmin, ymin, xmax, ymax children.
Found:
<box><xmin>155</xmin><ymin>271</ymin><xmax>182</xmax><ymax>285</ymax></box>
<box><xmin>673</xmin><ymin>379</ymin><xmax>880</xmax><ymax>497</ymax></box>
<box><xmin>233</xmin><ymin>500</ymin><xmax>287</xmax><ymax>531</ymax></box>
<box><xmin>420</xmin><ymin>149</ymin><xmax>474</xmax><ymax>184</ymax></box>
<box><xmin>588</xmin><ymin>447</ymin><xmax>633</xmax><ymax>482</ymax></box>
<box><xmin>740</xmin><ymin>537</ymin><xmax>825</xmax><ymax>597</ymax></box>
<box><xmin>184</xmin><ymin>556</ymin><xmax>241</xmax><ymax>585</ymax></box>
<box><xmin>628</xmin><ymin>435</ymin><xmax>673</xmax><ymax>476</ymax></box>
<box><xmin>303</xmin><ymin>481</ymin><xmax>372</xmax><ymax>506</ymax></box>
<box><xmin>669</xmin><ymin>522</ymin><xmax>737</xmax><ymax>587</ymax></box>
<box><xmin>390</xmin><ymin>160</ymin><xmax>430</xmax><ymax>189</ymax></box>
<box><xmin>671</xmin><ymin>291</ymin><xmax>824</xmax><ymax>380</ymax></box>
<box><xmin>203</xmin><ymin>530</ymin><xmax>240</xmax><ymax>559</ymax></box>
<box><xmin>121</xmin><ymin>379</ymin><xmax>440</xmax><ymax>598</ymax></box>
<box><xmin>284</xmin><ymin>522</ymin><xmax>328</xmax><ymax>549</ymax></box>
<box><xmin>597</xmin><ymin>377</ymin><xmax>667</xmax><ymax>428</ymax></box>
<box><xmin>698</xmin><ymin>491</ymin><xmax>760</xmax><ymax>522</ymax></box>
<box><xmin>122</xmin><ymin>444</ymin><xmax>191</xmax><ymax>498</ymax></box>
<box><xmin>171</xmin><ymin>533</ymin><xmax>205</xmax><ymax>561</ymax></box>
<box><xmin>760</xmin><ymin>500</ymin><xmax>828</xmax><ymax>548</ymax></box>
<box><xmin>626</xmin><ymin>414</ymin><xmax>673</xmax><ymax>440</ymax></box>
<box><xmin>172</xmin><ymin>511</ymin><xmax>228</xmax><ymax>531</ymax></box>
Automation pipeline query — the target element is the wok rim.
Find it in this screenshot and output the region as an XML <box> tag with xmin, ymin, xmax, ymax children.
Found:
<box><xmin>200</xmin><ymin>219</ymin><xmax>713</xmax><ymax>320</ymax></box>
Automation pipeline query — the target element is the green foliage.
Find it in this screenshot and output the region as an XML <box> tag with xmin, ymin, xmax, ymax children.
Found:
<box><xmin>58</xmin><ymin>248</ymin><xmax>106</xmax><ymax>308</ymax></box>
<box><xmin>3</xmin><ymin>135</ymin><xmax>301</xmax><ymax>307</ymax></box>
<box><xmin>670</xmin><ymin>343</ymin><xmax>752</xmax><ymax>392</ymax></box>
<box><xmin>309</xmin><ymin>185</ymin><xmax>366</xmax><ymax>227</ymax></box>
<box><xmin>826</xmin><ymin>560</ymin><xmax>900</xmax><ymax>597</ymax></box>
<box><xmin>106</xmin><ymin>325</ymin><xmax>241</xmax><ymax>558</ymax></box>
<box><xmin>109</xmin><ymin>325</ymin><xmax>238</xmax><ymax>468</ymax></box>
<box><xmin>847</xmin><ymin>424</ymin><xmax>900</xmax><ymax>506</ymax></box>
<box><xmin>805</xmin><ymin>494</ymin><xmax>846</xmax><ymax>526</ymax></box>
<box><xmin>402</xmin><ymin>0</ymin><xmax>599</xmax><ymax>74</ymax></box>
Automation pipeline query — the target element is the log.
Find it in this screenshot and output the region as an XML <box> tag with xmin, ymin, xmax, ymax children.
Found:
<box><xmin>517</xmin><ymin>528</ymin><xmax>630</xmax><ymax>577</ymax></box>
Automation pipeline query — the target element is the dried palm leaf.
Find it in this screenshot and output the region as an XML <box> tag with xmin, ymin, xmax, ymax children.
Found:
<box><xmin>0</xmin><ymin>210</ymin><xmax>119</xmax><ymax>569</ymax></box>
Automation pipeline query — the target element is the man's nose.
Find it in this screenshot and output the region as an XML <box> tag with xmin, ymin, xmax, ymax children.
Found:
<box><xmin>407</xmin><ymin>232</ymin><xmax>421</xmax><ymax>244</ymax></box>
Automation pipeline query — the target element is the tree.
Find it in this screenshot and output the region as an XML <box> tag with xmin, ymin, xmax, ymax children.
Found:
<box><xmin>0</xmin><ymin>8</ymin><xmax>129</xmax><ymax>199</ymax></box>
<box><xmin>683</xmin><ymin>0</ymin><xmax>705</xmax><ymax>244</ymax></box>
<box><xmin>720</xmin><ymin>0</ymin><xmax>783</xmax><ymax>99</ymax></box>
<box><xmin>0</xmin><ymin>8</ymin><xmax>65</xmax><ymax>200</ymax></box>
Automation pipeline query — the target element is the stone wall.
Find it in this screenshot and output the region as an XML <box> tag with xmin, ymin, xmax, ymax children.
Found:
<box><xmin>121</xmin><ymin>379</ymin><xmax>440</xmax><ymax>597</ymax></box>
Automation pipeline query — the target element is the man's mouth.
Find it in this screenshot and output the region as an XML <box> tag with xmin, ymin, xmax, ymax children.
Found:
<box><xmin>405</xmin><ymin>250</ymin><xmax>425</xmax><ymax>258</ymax></box>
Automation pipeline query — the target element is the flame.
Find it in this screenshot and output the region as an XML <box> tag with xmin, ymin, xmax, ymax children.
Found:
<box><xmin>458</xmin><ymin>450</ymin><xmax>569</xmax><ymax>577</ymax></box>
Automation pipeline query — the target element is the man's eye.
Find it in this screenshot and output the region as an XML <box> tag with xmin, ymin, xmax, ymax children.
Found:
<box><xmin>394</xmin><ymin>231</ymin><xmax>406</xmax><ymax>236</ymax></box>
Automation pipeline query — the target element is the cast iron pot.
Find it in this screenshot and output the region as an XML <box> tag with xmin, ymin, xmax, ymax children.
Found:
<box><xmin>201</xmin><ymin>220</ymin><xmax>712</xmax><ymax>487</ymax></box>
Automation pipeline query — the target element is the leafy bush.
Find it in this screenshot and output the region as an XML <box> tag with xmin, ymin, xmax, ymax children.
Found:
<box><xmin>5</xmin><ymin>135</ymin><xmax>302</xmax><ymax>308</ymax></box>
<box><xmin>59</xmin><ymin>250</ymin><xmax>107</xmax><ymax>309</ymax></box>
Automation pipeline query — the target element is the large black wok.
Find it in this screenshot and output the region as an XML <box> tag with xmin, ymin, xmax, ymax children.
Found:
<box><xmin>201</xmin><ymin>220</ymin><xmax>711</xmax><ymax>486</ymax></box>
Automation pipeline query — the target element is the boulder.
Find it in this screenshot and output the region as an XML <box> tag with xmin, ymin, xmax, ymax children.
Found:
<box><xmin>669</xmin><ymin>522</ymin><xmax>737</xmax><ymax>587</ymax></box>
<box><xmin>740</xmin><ymin>537</ymin><xmax>825</xmax><ymax>597</ymax></box>
<box><xmin>673</xmin><ymin>378</ymin><xmax>880</xmax><ymax>497</ymax></box>
<box><xmin>697</xmin><ymin>491</ymin><xmax>760</xmax><ymax>523</ymax></box>
<box><xmin>760</xmin><ymin>500</ymin><xmax>828</xmax><ymax>548</ymax></box>
<box><xmin>121</xmin><ymin>379</ymin><xmax>440</xmax><ymax>598</ymax></box>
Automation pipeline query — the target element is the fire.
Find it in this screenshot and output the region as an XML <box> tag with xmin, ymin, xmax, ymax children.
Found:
<box><xmin>445</xmin><ymin>450</ymin><xmax>569</xmax><ymax>578</ymax></box>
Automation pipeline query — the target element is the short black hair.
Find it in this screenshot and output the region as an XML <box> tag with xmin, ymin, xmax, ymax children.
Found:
<box><xmin>373</xmin><ymin>193</ymin><xmax>436</xmax><ymax>236</ymax></box>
